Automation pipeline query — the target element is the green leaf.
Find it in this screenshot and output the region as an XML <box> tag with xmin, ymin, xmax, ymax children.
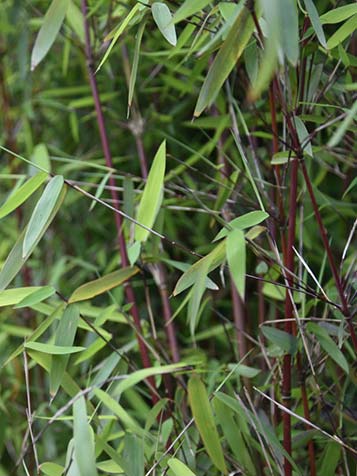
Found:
<box><xmin>73</xmin><ymin>396</ymin><xmax>98</xmax><ymax>476</ymax></box>
<box><xmin>0</xmin><ymin>172</ymin><xmax>47</xmax><ymax>220</ymax></box>
<box><xmin>303</xmin><ymin>0</ymin><xmax>327</xmax><ymax>48</ymax></box>
<box><xmin>152</xmin><ymin>3</ymin><xmax>177</xmax><ymax>46</ymax></box>
<box><xmin>14</xmin><ymin>285</ymin><xmax>55</xmax><ymax>308</ymax></box>
<box><xmin>113</xmin><ymin>362</ymin><xmax>188</xmax><ymax>397</ymax></box>
<box><xmin>128</xmin><ymin>21</ymin><xmax>146</xmax><ymax>110</ymax></box>
<box><xmin>328</xmin><ymin>100</ymin><xmax>357</xmax><ymax>147</ymax></box>
<box><xmin>23</xmin><ymin>175</ymin><xmax>64</xmax><ymax>258</ymax></box>
<box><xmin>307</xmin><ymin>322</ymin><xmax>349</xmax><ymax>373</ymax></box>
<box><xmin>194</xmin><ymin>5</ymin><xmax>254</xmax><ymax>116</ymax></box>
<box><xmin>50</xmin><ymin>304</ymin><xmax>80</xmax><ymax>397</ymax></box>
<box><xmin>226</xmin><ymin>229</ymin><xmax>246</xmax><ymax>300</ymax></box>
<box><xmin>168</xmin><ymin>458</ymin><xmax>196</xmax><ymax>476</ymax></box>
<box><xmin>122</xmin><ymin>433</ymin><xmax>145</xmax><ymax>476</ymax></box>
<box><xmin>187</xmin><ymin>256</ymin><xmax>210</xmax><ymax>336</ymax></box>
<box><xmin>0</xmin><ymin>286</ymin><xmax>43</xmax><ymax>307</ymax></box>
<box><xmin>172</xmin><ymin>0</ymin><xmax>212</xmax><ymax>24</ymax></box>
<box><xmin>327</xmin><ymin>14</ymin><xmax>357</xmax><ymax>49</ymax></box>
<box><xmin>294</xmin><ymin>116</ymin><xmax>313</xmax><ymax>156</ymax></box>
<box><xmin>31</xmin><ymin>0</ymin><xmax>70</xmax><ymax>70</ymax></box>
<box><xmin>24</xmin><ymin>342</ymin><xmax>84</xmax><ymax>354</ymax></box>
<box><xmin>69</xmin><ymin>266</ymin><xmax>139</xmax><ymax>303</ymax></box>
<box><xmin>135</xmin><ymin>140</ymin><xmax>166</xmax><ymax>242</ymax></box>
<box><xmin>0</xmin><ymin>185</ymin><xmax>66</xmax><ymax>291</ymax></box>
<box><xmin>39</xmin><ymin>462</ymin><xmax>64</xmax><ymax>476</ymax></box>
<box><xmin>320</xmin><ymin>4</ymin><xmax>357</xmax><ymax>24</ymax></box>
<box><xmin>96</xmin><ymin>460</ymin><xmax>123</xmax><ymax>473</ymax></box>
<box><xmin>280</xmin><ymin>0</ymin><xmax>299</xmax><ymax>65</ymax></box>
<box><xmin>214</xmin><ymin>211</ymin><xmax>269</xmax><ymax>241</ymax></box>
<box><xmin>188</xmin><ymin>375</ymin><xmax>227</xmax><ymax>474</ymax></box>
<box><xmin>261</xmin><ymin>326</ymin><xmax>298</xmax><ymax>354</ymax></box>
<box><xmin>173</xmin><ymin>241</ymin><xmax>226</xmax><ymax>295</ymax></box>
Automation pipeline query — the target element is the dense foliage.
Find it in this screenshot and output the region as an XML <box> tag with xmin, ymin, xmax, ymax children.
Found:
<box><xmin>0</xmin><ymin>1</ymin><xmax>356</xmax><ymax>475</ymax></box>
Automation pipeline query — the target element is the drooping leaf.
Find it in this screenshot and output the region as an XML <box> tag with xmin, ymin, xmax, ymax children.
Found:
<box><xmin>39</xmin><ymin>462</ymin><xmax>64</xmax><ymax>476</ymax></box>
<box><xmin>69</xmin><ymin>266</ymin><xmax>139</xmax><ymax>303</ymax></box>
<box><xmin>194</xmin><ymin>5</ymin><xmax>254</xmax><ymax>116</ymax></box>
<box><xmin>280</xmin><ymin>0</ymin><xmax>299</xmax><ymax>65</ymax></box>
<box><xmin>122</xmin><ymin>433</ymin><xmax>145</xmax><ymax>476</ymax></box>
<box><xmin>214</xmin><ymin>211</ymin><xmax>269</xmax><ymax>241</ymax></box>
<box><xmin>73</xmin><ymin>396</ymin><xmax>98</xmax><ymax>476</ymax></box>
<box><xmin>152</xmin><ymin>3</ymin><xmax>177</xmax><ymax>46</ymax></box>
<box><xmin>14</xmin><ymin>285</ymin><xmax>55</xmax><ymax>308</ymax></box>
<box><xmin>168</xmin><ymin>458</ymin><xmax>196</xmax><ymax>476</ymax></box>
<box><xmin>226</xmin><ymin>229</ymin><xmax>246</xmax><ymax>300</ymax></box>
<box><xmin>50</xmin><ymin>304</ymin><xmax>80</xmax><ymax>396</ymax></box>
<box><xmin>0</xmin><ymin>287</ymin><xmax>43</xmax><ymax>307</ymax></box>
<box><xmin>307</xmin><ymin>322</ymin><xmax>349</xmax><ymax>373</ymax></box>
<box><xmin>294</xmin><ymin>116</ymin><xmax>313</xmax><ymax>156</ymax></box>
<box><xmin>188</xmin><ymin>375</ymin><xmax>227</xmax><ymax>474</ymax></box>
<box><xmin>128</xmin><ymin>21</ymin><xmax>146</xmax><ymax>110</ymax></box>
<box><xmin>303</xmin><ymin>0</ymin><xmax>327</xmax><ymax>48</ymax></box>
<box><xmin>23</xmin><ymin>175</ymin><xmax>64</xmax><ymax>258</ymax></box>
<box><xmin>261</xmin><ymin>326</ymin><xmax>298</xmax><ymax>354</ymax></box>
<box><xmin>328</xmin><ymin>100</ymin><xmax>357</xmax><ymax>147</ymax></box>
<box><xmin>187</xmin><ymin>255</ymin><xmax>210</xmax><ymax>336</ymax></box>
<box><xmin>24</xmin><ymin>342</ymin><xmax>84</xmax><ymax>354</ymax></box>
<box><xmin>172</xmin><ymin>0</ymin><xmax>212</xmax><ymax>24</ymax></box>
<box><xmin>135</xmin><ymin>140</ymin><xmax>166</xmax><ymax>242</ymax></box>
<box><xmin>0</xmin><ymin>172</ymin><xmax>47</xmax><ymax>220</ymax></box>
<box><xmin>31</xmin><ymin>0</ymin><xmax>70</xmax><ymax>70</ymax></box>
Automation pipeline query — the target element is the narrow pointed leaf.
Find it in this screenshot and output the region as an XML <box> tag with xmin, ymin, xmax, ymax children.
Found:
<box><xmin>320</xmin><ymin>5</ymin><xmax>357</xmax><ymax>24</ymax></box>
<box><xmin>261</xmin><ymin>326</ymin><xmax>298</xmax><ymax>354</ymax></box>
<box><xmin>226</xmin><ymin>229</ymin><xmax>246</xmax><ymax>300</ymax></box>
<box><xmin>14</xmin><ymin>286</ymin><xmax>55</xmax><ymax>308</ymax></box>
<box><xmin>128</xmin><ymin>21</ymin><xmax>146</xmax><ymax>109</ymax></box>
<box><xmin>50</xmin><ymin>304</ymin><xmax>80</xmax><ymax>396</ymax></box>
<box><xmin>303</xmin><ymin>0</ymin><xmax>327</xmax><ymax>47</ymax></box>
<box><xmin>31</xmin><ymin>0</ymin><xmax>70</xmax><ymax>70</ymax></box>
<box><xmin>214</xmin><ymin>211</ymin><xmax>269</xmax><ymax>241</ymax></box>
<box><xmin>0</xmin><ymin>172</ymin><xmax>47</xmax><ymax>220</ymax></box>
<box><xmin>0</xmin><ymin>187</ymin><xmax>66</xmax><ymax>291</ymax></box>
<box><xmin>0</xmin><ymin>287</ymin><xmax>43</xmax><ymax>307</ymax></box>
<box><xmin>168</xmin><ymin>458</ymin><xmax>196</xmax><ymax>476</ymax></box>
<box><xmin>172</xmin><ymin>0</ymin><xmax>212</xmax><ymax>24</ymax></box>
<box><xmin>135</xmin><ymin>140</ymin><xmax>166</xmax><ymax>242</ymax></box>
<box><xmin>326</xmin><ymin>14</ymin><xmax>357</xmax><ymax>49</ymax></box>
<box><xmin>194</xmin><ymin>5</ymin><xmax>254</xmax><ymax>116</ymax></box>
<box><xmin>188</xmin><ymin>375</ymin><xmax>227</xmax><ymax>474</ymax></box>
<box><xmin>73</xmin><ymin>396</ymin><xmax>98</xmax><ymax>476</ymax></box>
<box><xmin>24</xmin><ymin>342</ymin><xmax>84</xmax><ymax>354</ymax></box>
<box><xmin>152</xmin><ymin>3</ymin><xmax>177</xmax><ymax>46</ymax></box>
<box><xmin>187</xmin><ymin>257</ymin><xmax>210</xmax><ymax>336</ymax></box>
<box><xmin>23</xmin><ymin>175</ymin><xmax>64</xmax><ymax>258</ymax></box>
<box><xmin>69</xmin><ymin>266</ymin><xmax>139</xmax><ymax>303</ymax></box>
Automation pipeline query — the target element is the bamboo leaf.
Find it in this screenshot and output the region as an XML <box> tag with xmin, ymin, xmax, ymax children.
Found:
<box><xmin>23</xmin><ymin>175</ymin><xmax>64</xmax><ymax>258</ymax></box>
<box><xmin>194</xmin><ymin>5</ymin><xmax>254</xmax><ymax>116</ymax></box>
<box><xmin>226</xmin><ymin>229</ymin><xmax>246</xmax><ymax>300</ymax></box>
<box><xmin>31</xmin><ymin>0</ymin><xmax>70</xmax><ymax>70</ymax></box>
<box><xmin>326</xmin><ymin>14</ymin><xmax>357</xmax><ymax>49</ymax></box>
<box><xmin>303</xmin><ymin>0</ymin><xmax>327</xmax><ymax>48</ymax></box>
<box><xmin>320</xmin><ymin>4</ymin><xmax>357</xmax><ymax>24</ymax></box>
<box><xmin>328</xmin><ymin>100</ymin><xmax>357</xmax><ymax>147</ymax></box>
<box><xmin>50</xmin><ymin>304</ymin><xmax>80</xmax><ymax>397</ymax></box>
<box><xmin>39</xmin><ymin>462</ymin><xmax>64</xmax><ymax>476</ymax></box>
<box><xmin>172</xmin><ymin>0</ymin><xmax>212</xmax><ymax>24</ymax></box>
<box><xmin>96</xmin><ymin>4</ymin><xmax>140</xmax><ymax>72</ymax></box>
<box><xmin>214</xmin><ymin>211</ymin><xmax>269</xmax><ymax>241</ymax></box>
<box><xmin>122</xmin><ymin>433</ymin><xmax>145</xmax><ymax>476</ymax></box>
<box><xmin>0</xmin><ymin>186</ymin><xmax>66</xmax><ymax>291</ymax></box>
<box><xmin>69</xmin><ymin>266</ymin><xmax>139</xmax><ymax>303</ymax></box>
<box><xmin>0</xmin><ymin>172</ymin><xmax>47</xmax><ymax>220</ymax></box>
<box><xmin>188</xmin><ymin>375</ymin><xmax>227</xmax><ymax>474</ymax></box>
<box><xmin>168</xmin><ymin>458</ymin><xmax>196</xmax><ymax>476</ymax></box>
<box><xmin>135</xmin><ymin>140</ymin><xmax>166</xmax><ymax>242</ymax></box>
<box><xmin>128</xmin><ymin>21</ymin><xmax>146</xmax><ymax>110</ymax></box>
<box><xmin>0</xmin><ymin>287</ymin><xmax>43</xmax><ymax>307</ymax></box>
<box><xmin>307</xmin><ymin>322</ymin><xmax>349</xmax><ymax>373</ymax></box>
<box><xmin>73</xmin><ymin>396</ymin><xmax>98</xmax><ymax>476</ymax></box>
<box><xmin>24</xmin><ymin>342</ymin><xmax>84</xmax><ymax>354</ymax></box>
<box><xmin>261</xmin><ymin>326</ymin><xmax>298</xmax><ymax>354</ymax></box>
<box><xmin>152</xmin><ymin>3</ymin><xmax>177</xmax><ymax>46</ymax></box>
<box><xmin>14</xmin><ymin>285</ymin><xmax>55</xmax><ymax>308</ymax></box>
<box><xmin>187</xmin><ymin>257</ymin><xmax>210</xmax><ymax>336</ymax></box>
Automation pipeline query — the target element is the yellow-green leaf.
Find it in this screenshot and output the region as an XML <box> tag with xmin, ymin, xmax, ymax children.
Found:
<box><xmin>23</xmin><ymin>175</ymin><xmax>64</xmax><ymax>258</ymax></box>
<box><xmin>24</xmin><ymin>342</ymin><xmax>85</xmax><ymax>354</ymax></box>
<box><xmin>188</xmin><ymin>375</ymin><xmax>227</xmax><ymax>474</ymax></box>
<box><xmin>73</xmin><ymin>396</ymin><xmax>98</xmax><ymax>476</ymax></box>
<box><xmin>168</xmin><ymin>458</ymin><xmax>196</xmax><ymax>476</ymax></box>
<box><xmin>226</xmin><ymin>229</ymin><xmax>246</xmax><ymax>300</ymax></box>
<box><xmin>194</xmin><ymin>6</ymin><xmax>254</xmax><ymax>116</ymax></box>
<box><xmin>135</xmin><ymin>141</ymin><xmax>166</xmax><ymax>242</ymax></box>
<box><xmin>31</xmin><ymin>0</ymin><xmax>70</xmax><ymax>70</ymax></box>
<box><xmin>69</xmin><ymin>266</ymin><xmax>139</xmax><ymax>303</ymax></box>
<box><xmin>14</xmin><ymin>285</ymin><xmax>55</xmax><ymax>308</ymax></box>
<box><xmin>0</xmin><ymin>287</ymin><xmax>43</xmax><ymax>307</ymax></box>
<box><xmin>0</xmin><ymin>172</ymin><xmax>47</xmax><ymax>220</ymax></box>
